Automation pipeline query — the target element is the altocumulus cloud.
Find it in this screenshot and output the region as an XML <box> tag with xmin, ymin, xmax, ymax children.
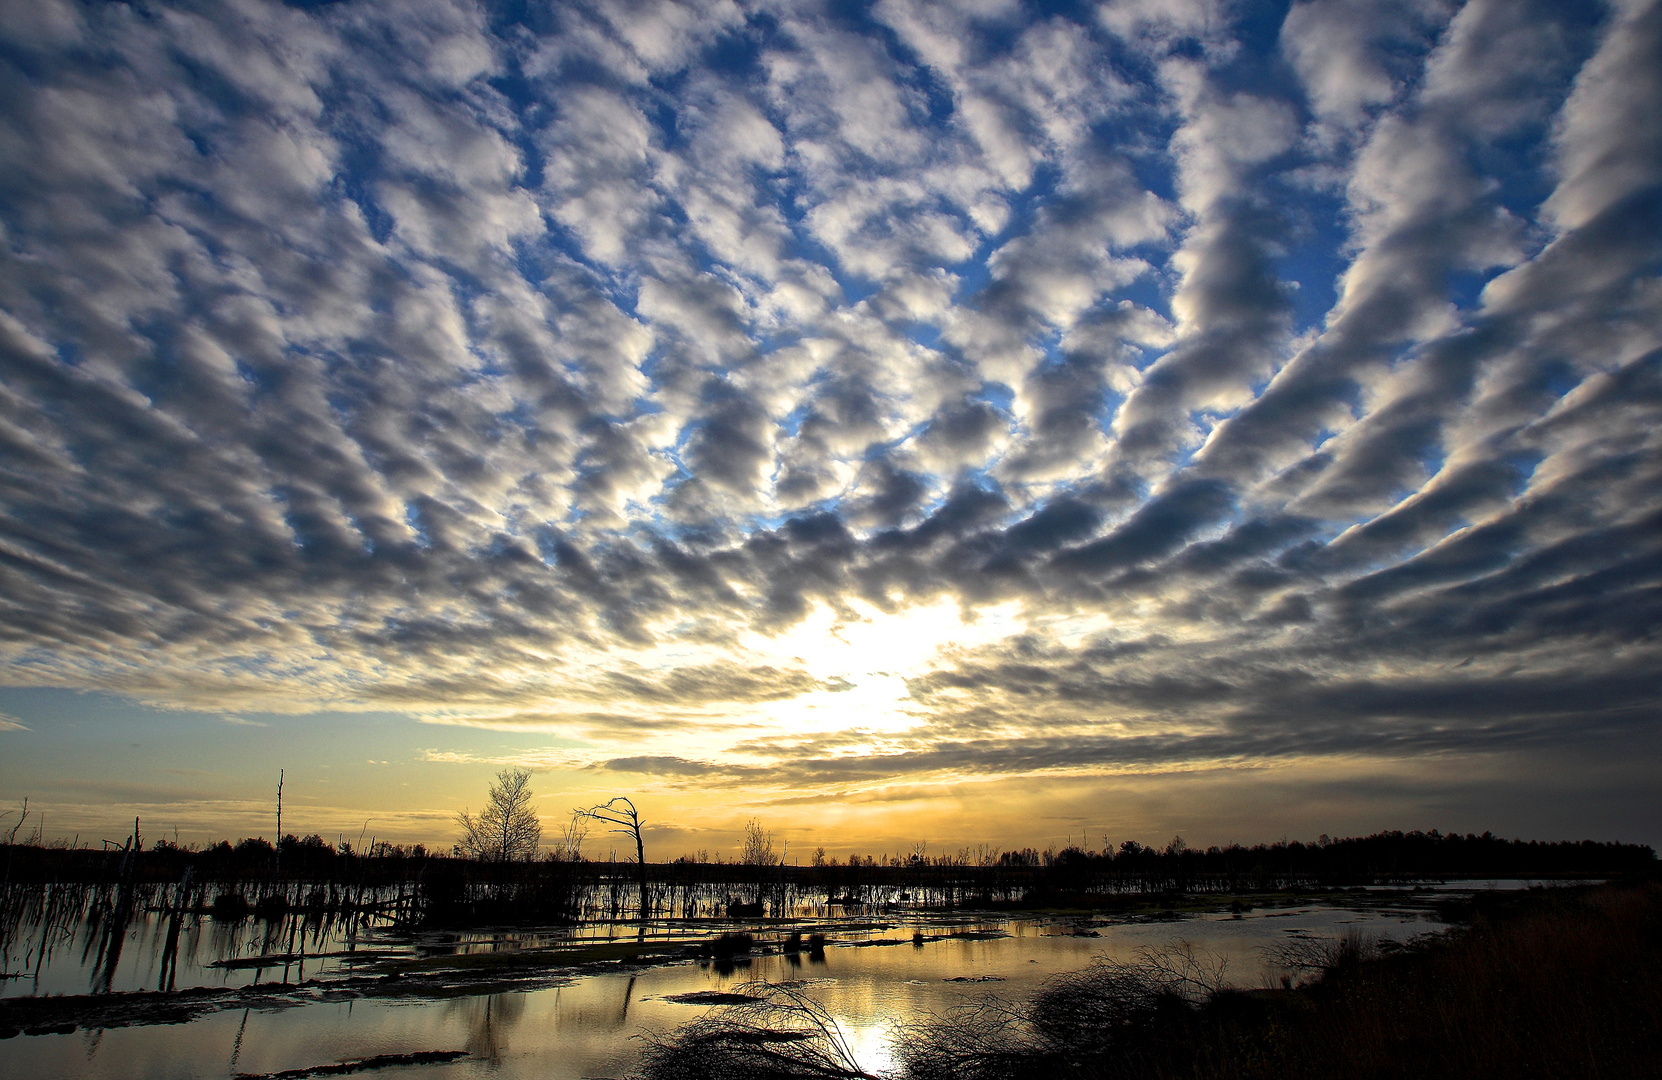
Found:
<box><xmin>0</xmin><ymin>0</ymin><xmax>1659</xmax><ymax>794</ymax></box>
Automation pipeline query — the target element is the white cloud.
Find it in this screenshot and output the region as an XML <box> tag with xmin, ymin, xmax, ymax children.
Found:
<box><xmin>0</xmin><ymin>0</ymin><xmax>1657</xmax><ymax>819</ymax></box>
<box><xmin>1541</xmin><ymin>0</ymin><xmax>1662</xmax><ymax>233</ymax></box>
<box><xmin>1281</xmin><ymin>0</ymin><xmax>1449</xmax><ymax>133</ymax></box>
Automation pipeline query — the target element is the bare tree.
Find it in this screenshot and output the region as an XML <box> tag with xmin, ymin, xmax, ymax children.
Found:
<box><xmin>739</xmin><ymin>817</ymin><xmax>779</xmax><ymax>909</ymax></box>
<box><xmin>740</xmin><ymin>817</ymin><xmax>775</xmax><ymax>866</ymax></box>
<box><xmin>457</xmin><ymin>767</ymin><xmax>542</xmax><ymax>862</ymax></box>
<box><xmin>5</xmin><ymin>798</ymin><xmax>28</xmax><ymax>845</ymax></box>
<box><xmin>551</xmin><ymin>812</ymin><xmax>589</xmax><ymax>862</ymax></box>
<box><xmin>576</xmin><ymin>796</ymin><xmax>647</xmax><ymax>919</ymax></box>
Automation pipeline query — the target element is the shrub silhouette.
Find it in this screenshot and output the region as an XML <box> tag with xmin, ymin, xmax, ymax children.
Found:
<box><xmin>634</xmin><ymin>981</ymin><xmax>874</xmax><ymax>1080</ymax></box>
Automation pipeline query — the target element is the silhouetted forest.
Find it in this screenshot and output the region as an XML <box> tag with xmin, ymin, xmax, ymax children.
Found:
<box><xmin>1</xmin><ymin>827</ymin><xmax>1651</xmax><ymax>928</ymax></box>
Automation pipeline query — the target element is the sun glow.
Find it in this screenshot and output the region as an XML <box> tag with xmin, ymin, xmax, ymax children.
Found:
<box><xmin>412</xmin><ymin>598</ymin><xmax>1035</xmax><ymax>753</ymax></box>
<box><xmin>746</xmin><ymin>597</ymin><xmax>1026</xmax><ymax>677</ymax></box>
<box><xmin>739</xmin><ymin>597</ymin><xmax>1027</xmax><ymax>733</ymax></box>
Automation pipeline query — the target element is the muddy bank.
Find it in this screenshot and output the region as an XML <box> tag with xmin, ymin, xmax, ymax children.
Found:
<box><xmin>233</xmin><ymin>1050</ymin><xmax>470</xmax><ymax>1079</ymax></box>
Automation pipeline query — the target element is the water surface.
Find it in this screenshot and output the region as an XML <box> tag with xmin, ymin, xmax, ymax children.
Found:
<box><xmin>1</xmin><ymin>893</ymin><xmax>1456</xmax><ymax>1079</ymax></box>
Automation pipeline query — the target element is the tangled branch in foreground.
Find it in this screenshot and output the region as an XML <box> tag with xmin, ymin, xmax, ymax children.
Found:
<box><xmin>633</xmin><ymin>981</ymin><xmax>878</xmax><ymax>1080</ymax></box>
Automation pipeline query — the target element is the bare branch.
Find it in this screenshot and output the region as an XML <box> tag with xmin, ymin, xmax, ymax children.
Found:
<box><xmin>456</xmin><ymin>767</ymin><xmax>541</xmax><ymax>862</ymax></box>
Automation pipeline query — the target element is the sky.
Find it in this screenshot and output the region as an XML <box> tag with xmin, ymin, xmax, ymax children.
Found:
<box><xmin>0</xmin><ymin>0</ymin><xmax>1659</xmax><ymax>859</ymax></box>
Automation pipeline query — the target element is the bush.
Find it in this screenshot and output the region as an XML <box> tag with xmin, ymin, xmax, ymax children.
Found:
<box><xmin>634</xmin><ymin>982</ymin><xmax>870</xmax><ymax>1080</ymax></box>
<box><xmin>210</xmin><ymin>891</ymin><xmax>250</xmax><ymax>920</ymax></box>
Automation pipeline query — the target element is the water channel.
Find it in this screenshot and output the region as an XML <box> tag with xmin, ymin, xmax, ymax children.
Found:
<box><xmin>0</xmin><ymin>884</ymin><xmax>1544</xmax><ymax>1079</ymax></box>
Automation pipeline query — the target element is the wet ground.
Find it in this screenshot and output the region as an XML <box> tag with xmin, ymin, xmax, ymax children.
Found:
<box><xmin>0</xmin><ymin>887</ymin><xmax>1474</xmax><ymax>1079</ymax></box>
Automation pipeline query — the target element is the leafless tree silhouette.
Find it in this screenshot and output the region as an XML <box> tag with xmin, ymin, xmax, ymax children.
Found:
<box><xmin>456</xmin><ymin>767</ymin><xmax>541</xmax><ymax>862</ymax></box>
<box><xmin>576</xmin><ymin>796</ymin><xmax>647</xmax><ymax>918</ymax></box>
<box><xmin>552</xmin><ymin>812</ymin><xmax>589</xmax><ymax>862</ymax></box>
<box><xmin>740</xmin><ymin>817</ymin><xmax>775</xmax><ymax>866</ymax></box>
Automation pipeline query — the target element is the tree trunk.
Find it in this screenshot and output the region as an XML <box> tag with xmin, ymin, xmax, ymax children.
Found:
<box><xmin>636</xmin><ymin>830</ymin><xmax>647</xmax><ymax>922</ymax></box>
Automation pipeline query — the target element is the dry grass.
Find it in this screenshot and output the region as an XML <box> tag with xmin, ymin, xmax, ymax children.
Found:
<box><xmin>1099</xmin><ymin>880</ymin><xmax>1662</xmax><ymax>1080</ymax></box>
<box><xmin>1186</xmin><ymin>880</ymin><xmax>1662</xmax><ymax>1080</ymax></box>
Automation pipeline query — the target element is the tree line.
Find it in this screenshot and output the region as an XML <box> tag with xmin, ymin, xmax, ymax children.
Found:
<box><xmin>4</xmin><ymin>767</ymin><xmax>1653</xmax><ymax>903</ymax></box>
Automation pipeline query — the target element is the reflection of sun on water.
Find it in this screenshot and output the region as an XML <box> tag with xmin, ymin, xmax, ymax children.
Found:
<box><xmin>837</xmin><ymin>1016</ymin><xmax>898</xmax><ymax>1076</ymax></box>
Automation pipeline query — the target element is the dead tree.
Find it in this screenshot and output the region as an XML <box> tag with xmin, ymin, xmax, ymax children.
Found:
<box><xmin>576</xmin><ymin>797</ymin><xmax>647</xmax><ymax>921</ymax></box>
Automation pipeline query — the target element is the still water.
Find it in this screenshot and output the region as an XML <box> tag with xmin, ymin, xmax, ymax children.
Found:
<box><xmin>0</xmin><ymin>893</ymin><xmax>1459</xmax><ymax>1080</ymax></box>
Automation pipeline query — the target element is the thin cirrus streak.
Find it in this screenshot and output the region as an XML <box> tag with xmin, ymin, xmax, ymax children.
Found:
<box><xmin>0</xmin><ymin>0</ymin><xmax>1657</xmax><ymax>816</ymax></box>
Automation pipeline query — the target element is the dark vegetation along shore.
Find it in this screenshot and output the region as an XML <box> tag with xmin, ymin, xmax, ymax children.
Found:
<box><xmin>3</xmin><ymin>828</ymin><xmax>1651</xmax><ymax>928</ymax></box>
<box><xmin>634</xmin><ymin>879</ymin><xmax>1662</xmax><ymax>1080</ymax></box>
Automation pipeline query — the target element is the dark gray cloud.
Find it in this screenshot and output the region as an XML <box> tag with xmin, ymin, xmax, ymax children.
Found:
<box><xmin>0</xmin><ymin>0</ymin><xmax>1658</xmax><ymax>819</ymax></box>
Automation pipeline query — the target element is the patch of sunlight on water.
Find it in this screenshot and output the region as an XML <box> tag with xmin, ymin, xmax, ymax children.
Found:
<box><xmin>842</xmin><ymin>1019</ymin><xmax>900</xmax><ymax>1078</ymax></box>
